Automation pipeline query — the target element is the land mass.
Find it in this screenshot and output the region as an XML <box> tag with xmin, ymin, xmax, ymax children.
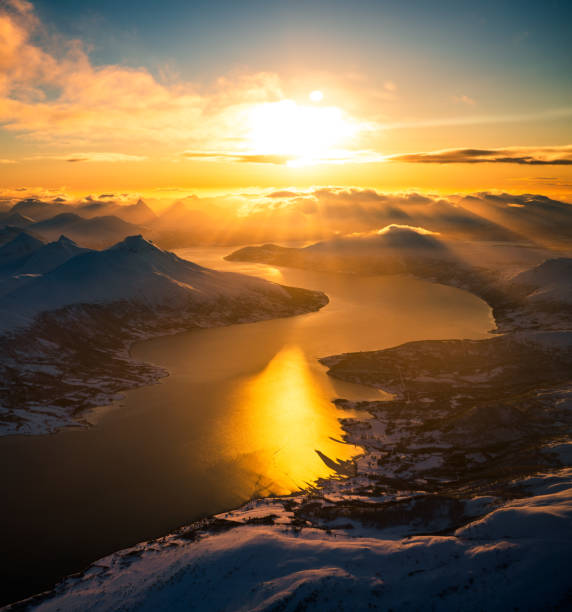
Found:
<box><xmin>0</xmin><ymin>235</ymin><xmax>327</xmax><ymax>436</ymax></box>
<box><xmin>11</xmin><ymin>238</ymin><xmax>571</xmax><ymax>611</ymax></box>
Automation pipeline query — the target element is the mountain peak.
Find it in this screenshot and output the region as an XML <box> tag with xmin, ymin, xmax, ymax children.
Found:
<box><xmin>109</xmin><ymin>234</ymin><xmax>160</xmax><ymax>254</ymax></box>
<box><xmin>56</xmin><ymin>235</ymin><xmax>77</xmax><ymax>246</ymax></box>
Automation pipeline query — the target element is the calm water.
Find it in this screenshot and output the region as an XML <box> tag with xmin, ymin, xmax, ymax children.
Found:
<box><xmin>0</xmin><ymin>247</ymin><xmax>493</xmax><ymax>605</ymax></box>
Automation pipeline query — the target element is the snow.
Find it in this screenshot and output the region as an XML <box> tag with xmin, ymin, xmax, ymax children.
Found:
<box><xmin>0</xmin><ymin>235</ymin><xmax>306</xmax><ymax>333</ymax></box>
<box><xmin>511</xmin><ymin>258</ymin><xmax>572</xmax><ymax>306</ymax></box>
<box><xmin>2</xmin><ymin>237</ymin><xmax>571</xmax><ymax>609</ymax></box>
<box><xmin>21</xmin><ymin>474</ymin><xmax>572</xmax><ymax>611</ymax></box>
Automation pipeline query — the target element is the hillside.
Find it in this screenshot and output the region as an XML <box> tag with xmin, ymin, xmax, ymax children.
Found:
<box><xmin>0</xmin><ymin>236</ymin><xmax>328</xmax><ymax>435</ymax></box>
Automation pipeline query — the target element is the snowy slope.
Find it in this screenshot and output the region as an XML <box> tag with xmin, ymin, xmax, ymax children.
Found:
<box><xmin>511</xmin><ymin>257</ymin><xmax>572</xmax><ymax>305</ymax></box>
<box><xmin>0</xmin><ymin>235</ymin><xmax>319</xmax><ymax>331</ymax></box>
<box><xmin>14</xmin><ymin>235</ymin><xmax>90</xmax><ymax>275</ymax></box>
<box><xmin>0</xmin><ymin>232</ymin><xmax>45</xmax><ymax>269</ymax></box>
<box><xmin>17</xmin><ymin>470</ymin><xmax>572</xmax><ymax>612</ymax></box>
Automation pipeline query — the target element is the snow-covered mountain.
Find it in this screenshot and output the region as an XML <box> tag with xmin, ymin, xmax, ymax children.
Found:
<box><xmin>0</xmin><ymin>232</ymin><xmax>45</xmax><ymax>269</ymax></box>
<box><xmin>0</xmin><ymin>235</ymin><xmax>328</xmax><ymax>435</ymax></box>
<box><xmin>13</xmin><ymin>235</ymin><xmax>90</xmax><ymax>275</ymax></box>
<box><xmin>0</xmin><ymin>235</ymin><xmax>326</xmax><ymax>332</ymax></box>
<box><xmin>0</xmin><ymin>234</ymin><xmax>89</xmax><ymax>298</ymax></box>
<box><xmin>306</xmin><ymin>225</ymin><xmax>449</xmax><ymax>253</ymax></box>
<box><xmin>227</xmin><ymin>225</ymin><xmax>463</xmax><ymax>278</ymax></box>
<box><xmin>511</xmin><ymin>257</ymin><xmax>572</xmax><ymax>305</ymax></box>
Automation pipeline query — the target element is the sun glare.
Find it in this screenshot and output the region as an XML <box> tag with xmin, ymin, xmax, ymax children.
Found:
<box><xmin>309</xmin><ymin>90</ymin><xmax>323</xmax><ymax>102</ymax></box>
<box><xmin>247</xmin><ymin>99</ymin><xmax>357</xmax><ymax>166</ymax></box>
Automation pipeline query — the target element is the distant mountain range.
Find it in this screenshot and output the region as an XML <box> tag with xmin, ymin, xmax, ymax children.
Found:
<box><xmin>0</xmin><ymin>198</ymin><xmax>211</xmax><ymax>248</ymax></box>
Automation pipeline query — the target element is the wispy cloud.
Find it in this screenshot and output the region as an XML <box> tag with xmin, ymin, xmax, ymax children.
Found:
<box><xmin>389</xmin><ymin>146</ymin><xmax>572</xmax><ymax>165</ymax></box>
<box><xmin>182</xmin><ymin>149</ymin><xmax>384</xmax><ymax>166</ymax></box>
<box><xmin>182</xmin><ymin>151</ymin><xmax>294</xmax><ymax>165</ymax></box>
<box><xmin>33</xmin><ymin>153</ymin><xmax>148</xmax><ymax>163</ymax></box>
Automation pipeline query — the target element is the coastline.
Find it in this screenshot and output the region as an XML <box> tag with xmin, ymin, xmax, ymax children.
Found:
<box><xmin>8</xmin><ymin>257</ymin><xmax>571</xmax><ymax>610</ymax></box>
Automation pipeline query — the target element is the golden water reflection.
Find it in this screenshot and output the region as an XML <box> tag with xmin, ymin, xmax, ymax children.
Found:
<box><xmin>217</xmin><ymin>345</ymin><xmax>360</xmax><ymax>495</ymax></box>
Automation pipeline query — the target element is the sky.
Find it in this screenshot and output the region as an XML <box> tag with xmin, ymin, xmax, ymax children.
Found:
<box><xmin>0</xmin><ymin>0</ymin><xmax>571</xmax><ymax>200</ymax></box>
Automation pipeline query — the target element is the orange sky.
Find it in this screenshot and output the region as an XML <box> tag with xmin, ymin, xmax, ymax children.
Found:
<box><xmin>1</xmin><ymin>0</ymin><xmax>571</xmax><ymax>203</ymax></box>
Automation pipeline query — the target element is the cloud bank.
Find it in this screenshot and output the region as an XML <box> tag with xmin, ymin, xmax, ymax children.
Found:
<box><xmin>1</xmin><ymin>185</ymin><xmax>571</xmax><ymax>250</ymax></box>
<box><xmin>390</xmin><ymin>146</ymin><xmax>572</xmax><ymax>165</ymax></box>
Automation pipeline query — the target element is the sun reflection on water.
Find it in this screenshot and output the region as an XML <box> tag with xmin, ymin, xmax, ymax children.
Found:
<box><xmin>221</xmin><ymin>345</ymin><xmax>360</xmax><ymax>496</ymax></box>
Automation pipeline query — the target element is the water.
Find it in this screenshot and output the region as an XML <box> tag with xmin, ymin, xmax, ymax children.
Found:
<box><xmin>0</xmin><ymin>247</ymin><xmax>493</xmax><ymax>605</ymax></box>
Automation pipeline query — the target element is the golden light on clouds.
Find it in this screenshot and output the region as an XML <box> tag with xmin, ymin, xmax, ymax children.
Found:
<box><xmin>0</xmin><ymin>0</ymin><xmax>571</xmax><ymax>196</ymax></box>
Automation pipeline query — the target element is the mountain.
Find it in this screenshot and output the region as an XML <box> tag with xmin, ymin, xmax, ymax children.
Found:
<box><xmin>30</xmin><ymin>214</ymin><xmax>141</xmax><ymax>247</ymax></box>
<box><xmin>77</xmin><ymin>199</ymin><xmax>156</xmax><ymax>225</ymax></box>
<box><xmin>511</xmin><ymin>258</ymin><xmax>572</xmax><ymax>307</ymax></box>
<box><xmin>227</xmin><ymin>225</ymin><xmax>460</xmax><ymax>276</ymax></box>
<box><xmin>0</xmin><ymin>232</ymin><xmax>45</xmax><ymax>270</ymax></box>
<box><xmin>0</xmin><ymin>226</ymin><xmax>45</xmax><ymax>248</ymax></box>
<box><xmin>0</xmin><ymin>235</ymin><xmax>328</xmax><ymax>436</ymax></box>
<box><xmin>0</xmin><ymin>235</ymin><xmax>87</xmax><ymax>298</ymax></box>
<box><xmin>30</xmin><ymin>212</ymin><xmax>83</xmax><ymax>232</ymax></box>
<box><xmin>0</xmin><ymin>211</ymin><xmax>35</xmax><ymax>228</ymax></box>
<box><xmin>307</xmin><ymin>225</ymin><xmax>448</xmax><ymax>253</ymax></box>
<box><xmin>0</xmin><ymin>235</ymin><xmax>328</xmax><ymax>333</ymax></box>
<box><xmin>117</xmin><ymin>199</ymin><xmax>156</xmax><ymax>224</ymax></box>
<box><xmin>10</xmin><ymin>199</ymin><xmax>70</xmax><ymax>221</ymax></box>
<box><xmin>14</xmin><ymin>235</ymin><xmax>90</xmax><ymax>275</ymax></box>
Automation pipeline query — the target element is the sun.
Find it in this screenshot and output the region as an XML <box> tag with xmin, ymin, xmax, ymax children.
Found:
<box><xmin>246</xmin><ymin>98</ymin><xmax>357</xmax><ymax>166</ymax></box>
<box><xmin>309</xmin><ymin>90</ymin><xmax>323</xmax><ymax>103</ymax></box>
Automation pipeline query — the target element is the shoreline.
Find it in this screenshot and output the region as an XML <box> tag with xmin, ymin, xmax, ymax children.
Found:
<box><xmin>4</xmin><ymin>257</ymin><xmax>571</xmax><ymax>609</ymax></box>
<box><xmin>0</xmin><ymin>285</ymin><xmax>328</xmax><ymax>437</ymax></box>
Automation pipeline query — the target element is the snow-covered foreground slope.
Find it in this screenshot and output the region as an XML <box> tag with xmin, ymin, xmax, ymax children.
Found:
<box><xmin>15</xmin><ymin>469</ymin><xmax>572</xmax><ymax>612</ymax></box>
<box><xmin>0</xmin><ymin>236</ymin><xmax>327</xmax><ymax>435</ymax></box>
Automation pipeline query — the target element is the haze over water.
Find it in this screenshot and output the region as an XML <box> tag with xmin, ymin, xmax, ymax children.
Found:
<box><xmin>0</xmin><ymin>249</ymin><xmax>493</xmax><ymax>604</ymax></box>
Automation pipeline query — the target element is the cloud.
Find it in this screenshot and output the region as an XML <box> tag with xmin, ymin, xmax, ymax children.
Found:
<box><xmin>0</xmin><ymin>159</ymin><xmax>15</xmax><ymax>164</ymax></box>
<box><xmin>389</xmin><ymin>146</ymin><xmax>572</xmax><ymax>165</ymax></box>
<box><xmin>182</xmin><ymin>151</ymin><xmax>294</xmax><ymax>165</ymax></box>
<box><xmin>0</xmin><ymin>2</ymin><xmax>286</xmax><ymax>150</ymax></box>
<box><xmin>267</xmin><ymin>190</ymin><xmax>300</xmax><ymax>198</ymax></box>
<box><xmin>377</xmin><ymin>224</ymin><xmax>438</xmax><ymax>236</ymax></box>
<box><xmin>61</xmin><ymin>153</ymin><xmax>146</xmax><ymax>163</ymax></box>
<box><xmin>182</xmin><ymin>150</ymin><xmax>384</xmax><ymax>166</ymax></box>
<box><xmin>1</xmin><ymin>184</ymin><xmax>570</xmax><ymax>248</ymax></box>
